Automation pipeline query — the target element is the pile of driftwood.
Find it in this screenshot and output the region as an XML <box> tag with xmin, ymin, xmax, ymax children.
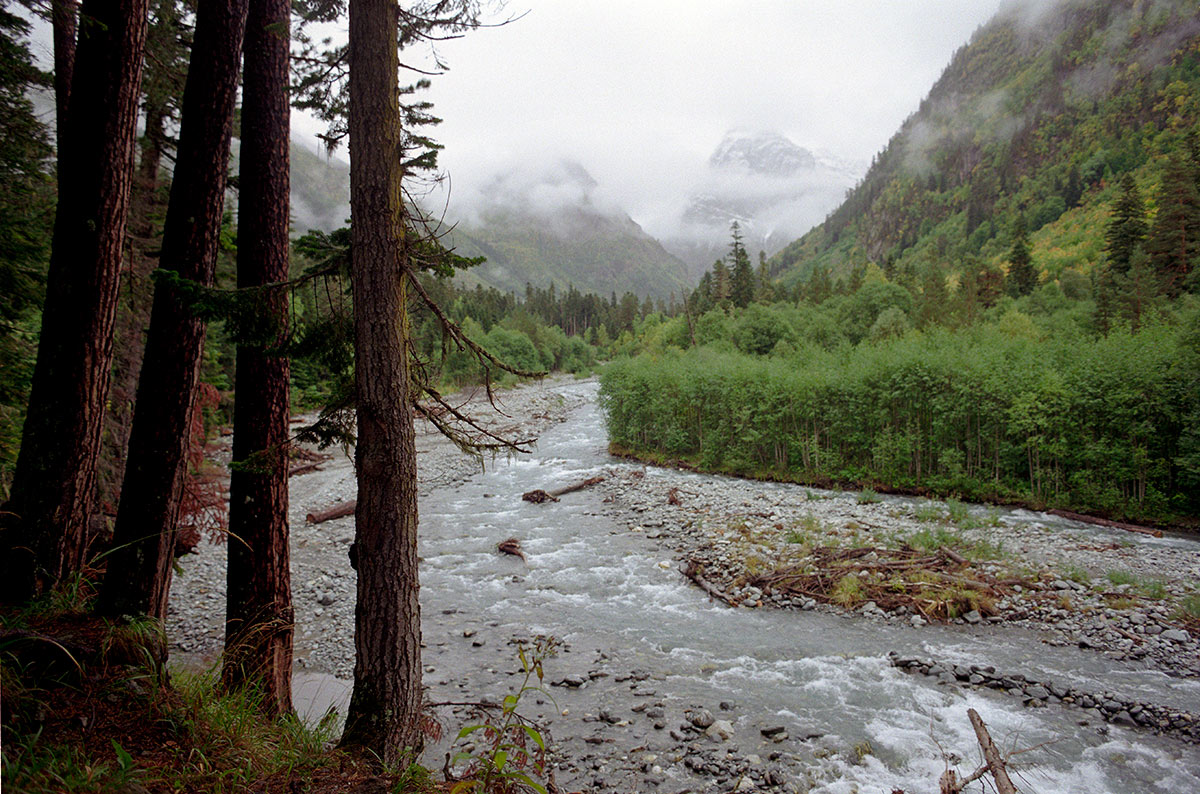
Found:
<box><xmin>744</xmin><ymin>545</ymin><xmax>1021</xmax><ymax>620</ymax></box>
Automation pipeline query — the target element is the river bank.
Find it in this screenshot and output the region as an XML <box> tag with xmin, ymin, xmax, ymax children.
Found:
<box><xmin>167</xmin><ymin>376</ymin><xmax>1200</xmax><ymax>793</ymax></box>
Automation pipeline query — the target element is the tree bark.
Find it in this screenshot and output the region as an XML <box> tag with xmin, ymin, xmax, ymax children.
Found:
<box><xmin>51</xmin><ymin>0</ymin><xmax>78</xmax><ymax>130</ymax></box>
<box><xmin>97</xmin><ymin>99</ymin><xmax>167</xmax><ymax>515</ymax></box>
<box><xmin>98</xmin><ymin>0</ymin><xmax>249</xmax><ymax>624</ymax></box>
<box><xmin>221</xmin><ymin>0</ymin><xmax>293</xmax><ymax>717</ymax></box>
<box><xmin>0</xmin><ymin>0</ymin><xmax>149</xmax><ymax>604</ymax></box>
<box><xmin>339</xmin><ymin>0</ymin><xmax>423</xmax><ymax>762</ymax></box>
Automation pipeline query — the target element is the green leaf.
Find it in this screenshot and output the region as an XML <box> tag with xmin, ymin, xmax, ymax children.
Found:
<box><xmin>111</xmin><ymin>739</ymin><xmax>134</xmax><ymax>773</ymax></box>
<box><xmin>521</xmin><ymin>724</ymin><xmax>545</xmax><ymax>751</ymax></box>
<box><xmin>456</xmin><ymin>724</ymin><xmax>486</xmax><ymax>740</ymax></box>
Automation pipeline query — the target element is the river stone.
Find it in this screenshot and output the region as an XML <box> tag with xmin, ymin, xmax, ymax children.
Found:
<box><xmin>1111</xmin><ymin>710</ymin><xmax>1138</xmax><ymax>727</ymax></box>
<box><xmin>1025</xmin><ymin>685</ymin><xmax>1050</xmax><ymax>700</ymax></box>
<box><xmin>706</xmin><ymin>719</ymin><xmax>735</xmax><ymax>741</ymax></box>
<box><xmin>689</xmin><ymin>709</ymin><xmax>715</xmax><ymax>729</ymax></box>
<box><xmin>964</xmin><ymin>610</ymin><xmax>982</xmax><ymax>624</ymax></box>
<box><xmin>1161</xmin><ymin>629</ymin><xmax>1190</xmax><ymax>643</ymax></box>
<box><xmin>1143</xmin><ymin>624</ymin><xmax>1163</xmax><ymax>635</ymax></box>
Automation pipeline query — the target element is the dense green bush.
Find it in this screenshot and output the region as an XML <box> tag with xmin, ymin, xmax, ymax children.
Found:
<box><xmin>600</xmin><ymin>309</ymin><xmax>1200</xmax><ymax>521</ymax></box>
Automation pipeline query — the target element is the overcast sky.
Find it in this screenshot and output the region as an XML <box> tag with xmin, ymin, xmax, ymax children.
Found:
<box><xmin>296</xmin><ymin>0</ymin><xmax>1008</xmax><ymax>234</ymax></box>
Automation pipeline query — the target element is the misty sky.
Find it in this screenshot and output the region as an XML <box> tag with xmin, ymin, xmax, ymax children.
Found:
<box><xmin>296</xmin><ymin>0</ymin><xmax>1008</xmax><ymax>235</ymax></box>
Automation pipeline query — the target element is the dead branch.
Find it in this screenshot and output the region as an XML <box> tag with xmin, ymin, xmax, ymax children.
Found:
<box><xmin>549</xmin><ymin>475</ymin><xmax>604</xmax><ymax>497</ymax></box>
<box><xmin>939</xmin><ymin>545</ymin><xmax>970</xmax><ymax>565</ymax></box>
<box><xmin>522</xmin><ymin>476</ymin><xmax>604</xmax><ymax>503</ymax></box>
<box><xmin>681</xmin><ymin>559</ymin><xmax>736</xmax><ymax>606</ymax></box>
<box><xmin>305</xmin><ymin>500</ymin><xmax>356</xmax><ymax>524</ymax></box>
<box><xmin>968</xmin><ymin>708</ymin><xmax>1019</xmax><ymax>794</ymax></box>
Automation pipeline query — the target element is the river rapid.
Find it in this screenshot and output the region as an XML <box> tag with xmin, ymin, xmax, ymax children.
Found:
<box><xmin>171</xmin><ymin>378</ymin><xmax>1200</xmax><ymax>793</ymax></box>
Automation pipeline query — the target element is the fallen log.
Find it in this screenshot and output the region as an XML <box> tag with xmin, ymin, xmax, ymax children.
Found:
<box><xmin>288</xmin><ymin>462</ymin><xmax>324</xmax><ymax>477</ymax></box>
<box><xmin>968</xmin><ymin>708</ymin><xmax>1019</xmax><ymax>794</ymax></box>
<box><xmin>939</xmin><ymin>545</ymin><xmax>970</xmax><ymax>566</ymax></box>
<box><xmin>1048</xmin><ymin>508</ymin><xmax>1163</xmax><ymax>538</ymax></box>
<box><xmin>306</xmin><ymin>500</ymin><xmax>356</xmax><ymax>524</ymax></box>
<box><xmin>680</xmin><ymin>560</ymin><xmax>735</xmax><ymax>606</ymax></box>
<box><xmin>522</xmin><ymin>475</ymin><xmax>605</xmax><ymax>503</ymax></box>
<box><xmin>498</xmin><ymin>537</ymin><xmax>526</xmax><ymax>561</ymax></box>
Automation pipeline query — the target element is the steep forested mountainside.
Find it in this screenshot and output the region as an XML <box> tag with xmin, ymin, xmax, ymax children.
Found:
<box><xmin>770</xmin><ymin>0</ymin><xmax>1200</xmax><ymax>286</ymax></box>
<box><xmin>446</xmin><ymin>207</ymin><xmax>692</xmax><ymax>301</ymax></box>
<box><xmin>288</xmin><ymin>146</ymin><xmax>691</xmax><ymax>299</ymax></box>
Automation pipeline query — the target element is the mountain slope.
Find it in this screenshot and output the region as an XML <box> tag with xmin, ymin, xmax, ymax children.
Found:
<box><xmin>769</xmin><ymin>0</ymin><xmax>1200</xmax><ymax>287</ymax></box>
<box><xmin>664</xmin><ymin>130</ymin><xmax>860</xmax><ymax>275</ymax></box>
<box><xmin>287</xmin><ymin>147</ymin><xmax>690</xmax><ymax>299</ymax></box>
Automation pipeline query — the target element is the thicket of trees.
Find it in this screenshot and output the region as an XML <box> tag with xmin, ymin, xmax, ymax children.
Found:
<box><xmin>0</xmin><ymin>0</ymin><xmax>526</xmax><ymax>765</ymax></box>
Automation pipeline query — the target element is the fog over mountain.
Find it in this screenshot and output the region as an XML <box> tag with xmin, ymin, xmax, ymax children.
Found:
<box><xmin>662</xmin><ymin>130</ymin><xmax>864</xmax><ymax>276</ymax></box>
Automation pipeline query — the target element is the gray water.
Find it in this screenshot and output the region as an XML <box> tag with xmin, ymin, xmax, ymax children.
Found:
<box><xmin>307</xmin><ymin>380</ymin><xmax>1200</xmax><ymax>792</ymax></box>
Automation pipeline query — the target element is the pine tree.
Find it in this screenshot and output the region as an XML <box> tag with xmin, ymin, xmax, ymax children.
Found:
<box><xmin>1006</xmin><ymin>215</ymin><xmax>1037</xmax><ymax>296</ymax></box>
<box><xmin>711</xmin><ymin>259</ymin><xmax>731</xmax><ymax>305</ymax></box>
<box><xmin>222</xmin><ymin>0</ymin><xmax>294</xmax><ymax>716</ymax></box>
<box><xmin>1146</xmin><ymin>152</ymin><xmax>1200</xmax><ymax>296</ymax></box>
<box><xmin>728</xmin><ymin>221</ymin><xmax>754</xmax><ymax>308</ymax></box>
<box><xmin>339</xmin><ymin>0</ymin><xmax>423</xmax><ymax>760</ymax></box>
<box><xmin>0</xmin><ymin>0</ymin><xmax>149</xmax><ymax>602</ymax></box>
<box><xmin>99</xmin><ymin>0</ymin><xmax>250</xmax><ymax>630</ymax></box>
<box><xmin>755</xmin><ymin>250</ymin><xmax>774</xmax><ymax>302</ymax></box>
<box><xmin>1104</xmin><ymin>174</ymin><xmax>1147</xmax><ymax>275</ymax></box>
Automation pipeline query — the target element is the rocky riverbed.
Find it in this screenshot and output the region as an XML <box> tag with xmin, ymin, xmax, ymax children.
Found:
<box><xmin>167</xmin><ymin>376</ymin><xmax>1200</xmax><ymax>792</ymax></box>
<box><xmin>589</xmin><ymin>464</ymin><xmax>1200</xmax><ymax>684</ymax></box>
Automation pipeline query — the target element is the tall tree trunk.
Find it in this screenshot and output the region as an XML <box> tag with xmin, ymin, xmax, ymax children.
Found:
<box><xmin>0</xmin><ymin>0</ymin><xmax>149</xmax><ymax>604</ymax></box>
<box><xmin>97</xmin><ymin>0</ymin><xmax>249</xmax><ymax>624</ymax></box>
<box><xmin>339</xmin><ymin>0</ymin><xmax>423</xmax><ymax>762</ymax></box>
<box><xmin>51</xmin><ymin>0</ymin><xmax>77</xmax><ymax>130</ymax></box>
<box><xmin>221</xmin><ymin>0</ymin><xmax>292</xmax><ymax>717</ymax></box>
<box><xmin>98</xmin><ymin>100</ymin><xmax>167</xmax><ymax>515</ymax></box>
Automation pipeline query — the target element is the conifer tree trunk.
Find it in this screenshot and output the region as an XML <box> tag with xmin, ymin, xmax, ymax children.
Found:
<box><xmin>339</xmin><ymin>0</ymin><xmax>423</xmax><ymax>761</ymax></box>
<box><xmin>98</xmin><ymin>100</ymin><xmax>168</xmax><ymax>515</ymax></box>
<box><xmin>221</xmin><ymin>0</ymin><xmax>293</xmax><ymax>716</ymax></box>
<box><xmin>51</xmin><ymin>0</ymin><xmax>77</xmax><ymax>128</ymax></box>
<box><xmin>97</xmin><ymin>0</ymin><xmax>249</xmax><ymax>623</ymax></box>
<box><xmin>0</xmin><ymin>0</ymin><xmax>149</xmax><ymax>603</ymax></box>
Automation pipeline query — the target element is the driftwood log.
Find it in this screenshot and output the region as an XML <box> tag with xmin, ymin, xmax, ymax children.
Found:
<box><xmin>680</xmin><ymin>559</ymin><xmax>735</xmax><ymax>606</ymax></box>
<box><xmin>940</xmin><ymin>709</ymin><xmax>1020</xmax><ymax>793</ymax></box>
<box><xmin>522</xmin><ymin>475</ymin><xmax>605</xmax><ymax>504</ymax></box>
<box><xmin>1048</xmin><ymin>508</ymin><xmax>1163</xmax><ymax>538</ymax></box>
<box><xmin>288</xmin><ymin>462</ymin><xmax>324</xmax><ymax>477</ymax></box>
<box><xmin>498</xmin><ymin>537</ymin><xmax>526</xmax><ymax>561</ymax></box>
<box><xmin>305</xmin><ymin>500</ymin><xmax>356</xmax><ymax>524</ymax></box>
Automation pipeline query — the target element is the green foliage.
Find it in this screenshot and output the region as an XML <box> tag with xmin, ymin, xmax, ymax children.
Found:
<box><xmin>447</xmin><ymin>637</ymin><xmax>558</xmax><ymax>794</ymax></box>
<box><xmin>857</xmin><ymin>488</ymin><xmax>881</xmax><ymax>505</ymax></box>
<box><xmin>599</xmin><ymin>305</ymin><xmax>1200</xmax><ymax>521</ymax></box>
<box><xmin>0</xmin><ymin>7</ymin><xmax>53</xmax><ymax>497</ymax></box>
<box><xmin>770</xmin><ymin>0</ymin><xmax>1200</xmax><ymax>301</ymax></box>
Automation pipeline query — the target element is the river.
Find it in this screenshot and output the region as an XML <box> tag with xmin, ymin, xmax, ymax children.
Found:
<box><xmin>290</xmin><ymin>379</ymin><xmax>1200</xmax><ymax>792</ymax></box>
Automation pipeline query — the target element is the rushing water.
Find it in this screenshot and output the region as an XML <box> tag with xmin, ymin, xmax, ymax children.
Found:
<box><xmin>305</xmin><ymin>380</ymin><xmax>1200</xmax><ymax>792</ymax></box>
